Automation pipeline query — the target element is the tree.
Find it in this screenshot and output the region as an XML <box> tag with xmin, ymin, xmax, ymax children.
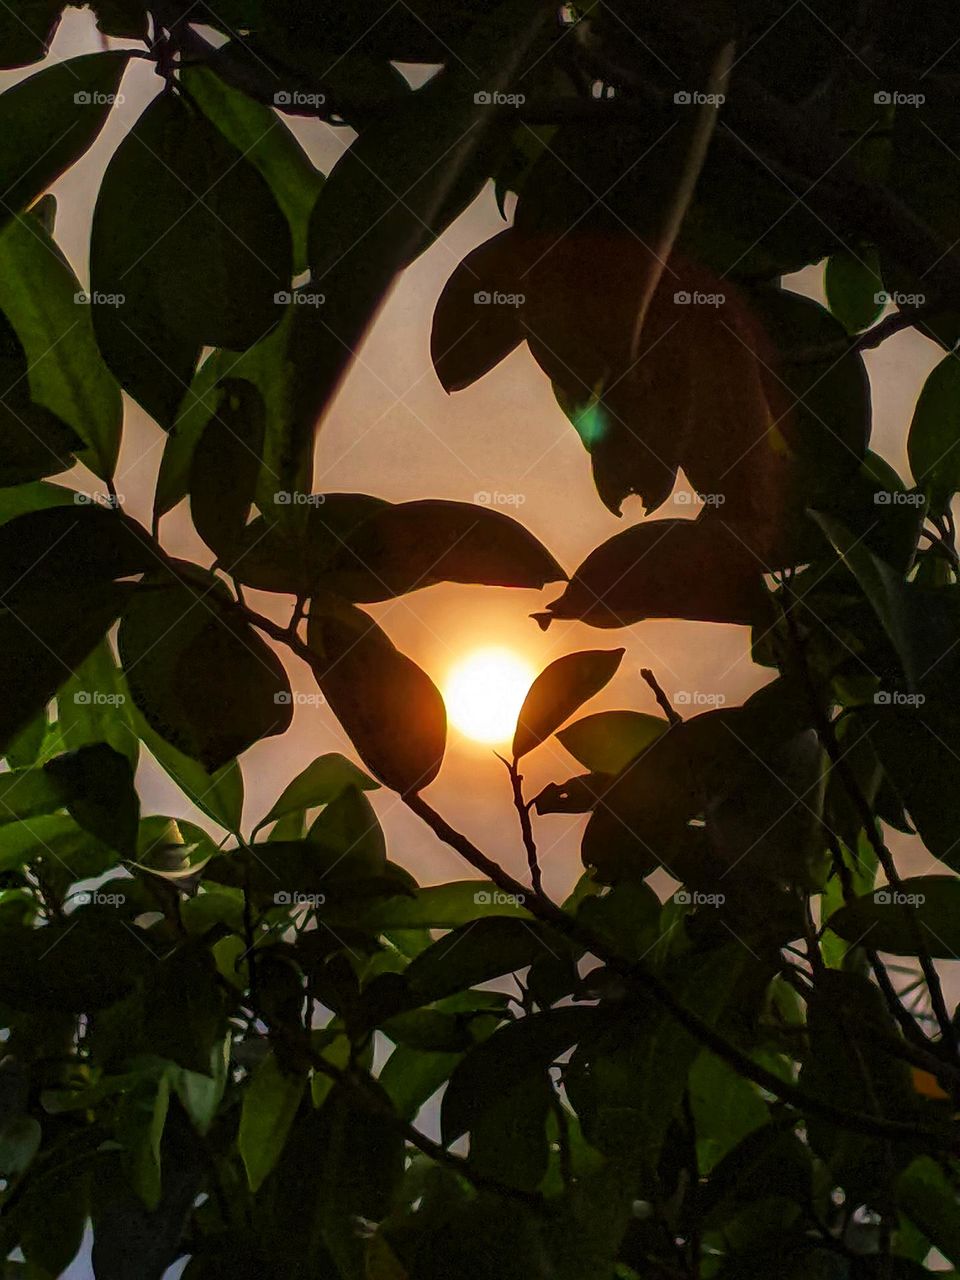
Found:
<box><xmin>0</xmin><ymin>0</ymin><xmax>959</xmax><ymax>1276</ymax></box>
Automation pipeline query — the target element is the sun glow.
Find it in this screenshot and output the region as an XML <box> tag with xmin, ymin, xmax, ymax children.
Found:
<box><xmin>444</xmin><ymin>647</ymin><xmax>536</xmax><ymax>745</ymax></box>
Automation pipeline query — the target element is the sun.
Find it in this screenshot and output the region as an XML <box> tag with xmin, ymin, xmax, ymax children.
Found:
<box><xmin>444</xmin><ymin>647</ymin><xmax>536</xmax><ymax>745</ymax></box>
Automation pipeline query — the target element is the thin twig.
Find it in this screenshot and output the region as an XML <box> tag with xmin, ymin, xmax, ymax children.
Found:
<box><xmin>640</xmin><ymin>668</ymin><xmax>682</xmax><ymax>726</ymax></box>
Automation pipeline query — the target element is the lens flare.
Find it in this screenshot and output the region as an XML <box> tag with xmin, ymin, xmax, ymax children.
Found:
<box><xmin>444</xmin><ymin>647</ymin><xmax>536</xmax><ymax>745</ymax></box>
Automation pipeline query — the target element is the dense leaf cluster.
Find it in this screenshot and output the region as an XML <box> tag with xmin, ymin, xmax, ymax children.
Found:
<box><xmin>1</xmin><ymin>1</ymin><xmax>960</xmax><ymax>1277</ymax></box>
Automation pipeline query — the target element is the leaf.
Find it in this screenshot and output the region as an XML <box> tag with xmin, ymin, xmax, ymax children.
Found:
<box><xmin>0</xmin><ymin>1</ymin><xmax>63</xmax><ymax>68</ymax></box>
<box><xmin>189</xmin><ymin>378</ymin><xmax>266</xmax><ymax>561</ymax></box>
<box><xmin>44</xmin><ymin>742</ymin><xmax>140</xmax><ymax>857</ymax></box>
<box><xmin>0</xmin><ymin>213</ymin><xmax>123</xmax><ymax>478</ymax></box>
<box><xmin>403</xmin><ymin>918</ymin><xmax>564</xmax><ymax>1006</ymax></box>
<box><xmin>811</xmin><ymin>513</ymin><xmax>918</xmax><ymax>688</ymax></box>
<box><xmin>350</xmin><ymin>880</ymin><xmax>532</xmax><ymax>932</ymax></box>
<box><xmin>239</xmin><ymin>1052</ymin><xmax>307</xmax><ymax>1192</ymax></box>
<box><xmin>180</xmin><ymin>65</ymin><xmax>324</xmax><ymax>276</ymax></box>
<box><xmin>536</xmin><ymin>518</ymin><xmax>767</xmax><ymax>630</ymax></box>
<box><xmin>825</xmin><ymin>249</ymin><xmax>885</xmax><ymax>334</ymax></box>
<box><xmin>0</xmin><ymin>1115</ymin><xmax>40</xmax><ymax>1177</ymax></box>
<box><xmin>557</xmin><ymin>709</ymin><xmax>668</xmax><ymax>774</ymax></box>
<box><xmin>825</xmin><ymin>875</ymin><xmax>960</xmax><ymax>958</ymax></box>
<box><xmin>431</xmin><ymin>229</ymin><xmax>525</xmax><ymax>391</ymax></box>
<box><xmin>307</xmin><ymin>784</ymin><xmax>387</xmax><ymax>875</ymax></box>
<box><xmin>307</xmin><ymin>597</ymin><xmax>445</xmax><ymax>792</ymax></box>
<box><xmin>897</xmin><ymin>1156</ymin><xmax>960</xmax><ymax>1266</ymax></box>
<box><xmin>254</xmin><ymin>753</ymin><xmax>377</xmax><ymax>836</ymax></box>
<box><xmin>118</xmin><ymin>568</ymin><xmax>292</xmax><ymax>772</ymax></box>
<box><xmin>0</xmin><ymin>52</ymin><xmax>127</xmax><ymax>222</ymax></box>
<box><xmin>323</xmin><ymin>498</ymin><xmax>566</xmax><ymax>601</ymax></box>
<box><xmin>0</xmin><ymin>306</ymin><xmax>82</xmax><ymax>486</ymax></box>
<box><xmin>513</xmin><ymin>649</ymin><xmax>623</xmax><ymax>759</ymax></box>
<box><xmin>56</xmin><ymin>640</ymin><xmax>139</xmax><ymax>769</ymax></box>
<box><xmin>301</xmin><ymin>0</ymin><xmax>551</xmax><ymax>428</ymax></box>
<box><xmin>908</xmin><ymin>353</ymin><xmax>960</xmax><ymax>513</ymax></box>
<box><xmin>91</xmin><ymin>91</ymin><xmax>292</xmax><ymax>427</ymax></box>
<box><xmin>0</xmin><ymin>766</ymin><xmax>62</xmax><ymax>823</ymax></box>
<box><xmin>131</xmin><ymin>708</ymin><xmax>243</xmax><ymax>833</ymax></box>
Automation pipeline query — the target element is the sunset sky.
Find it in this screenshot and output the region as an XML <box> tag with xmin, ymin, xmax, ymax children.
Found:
<box><xmin>11</xmin><ymin>9</ymin><xmax>946</xmax><ymax>904</ymax></box>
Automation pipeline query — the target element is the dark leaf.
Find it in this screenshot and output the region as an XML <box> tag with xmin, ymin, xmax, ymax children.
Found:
<box><xmin>557</xmin><ymin>709</ymin><xmax>668</xmax><ymax>774</ymax></box>
<box><xmin>189</xmin><ymin>378</ymin><xmax>266</xmax><ymax>561</ymax></box>
<box><xmin>825</xmin><ymin>249</ymin><xmax>885</xmax><ymax>334</ymax></box>
<box><xmin>431</xmin><ymin>229</ymin><xmax>525</xmax><ymax>392</ymax></box>
<box><xmin>45</xmin><ymin>742</ymin><xmax>140</xmax><ymax>857</ymax></box>
<box><xmin>118</xmin><ymin>567</ymin><xmax>292</xmax><ymax>771</ymax></box>
<box><xmin>825</xmin><ymin>875</ymin><xmax>960</xmax><ymax>958</ymax></box>
<box><xmin>512</xmin><ymin>648</ymin><xmax>623</xmax><ymax>759</ymax></box>
<box><xmin>908</xmin><ymin>352</ymin><xmax>960</xmax><ymax>513</ymax></box>
<box><xmin>91</xmin><ymin>91</ymin><xmax>292</xmax><ymax>427</ymax></box>
<box><xmin>306</xmin><ymin>597</ymin><xmax>445</xmax><ymax>792</ymax></box>
<box><xmin>0</xmin><ymin>53</ymin><xmax>128</xmax><ymax>225</ymax></box>
<box><xmin>403</xmin><ymin>917</ymin><xmax>566</xmax><ymax>1006</ymax></box>
<box><xmin>254</xmin><ymin>752</ymin><xmax>377</xmax><ymax>836</ymax></box>
<box><xmin>0</xmin><ymin>0</ymin><xmax>63</xmax><ymax>68</ymax></box>
<box><xmin>536</xmin><ymin>518</ymin><xmax>767</xmax><ymax>630</ymax></box>
<box><xmin>239</xmin><ymin>1051</ymin><xmax>306</xmax><ymax>1191</ymax></box>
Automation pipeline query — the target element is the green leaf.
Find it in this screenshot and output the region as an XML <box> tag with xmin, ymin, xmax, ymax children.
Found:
<box><xmin>0</xmin><ymin>213</ymin><xmax>123</xmax><ymax>478</ymax></box>
<box><xmin>431</xmin><ymin>229</ymin><xmax>525</xmax><ymax>391</ymax></box>
<box><xmin>188</xmin><ymin>377</ymin><xmax>266</xmax><ymax>561</ymax></box>
<box><xmin>307</xmin><ymin>597</ymin><xmax>445</xmax><ymax>792</ymax></box>
<box><xmin>301</xmin><ymin>0</ymin><xmax>551</xmax><ymax>428</ymax></box>
<box><xmin>55</xmin><ymin>640</ymin><xmax>139</xmax><ymax>769</ymax></box>
<box><xmin>688</xmin><ymin>1052</ymin><xmax>769</xmax><ymax>1174</ymax></box>
<box><xmin>378</xmin><ymin>1044</ymin><xmax>462</xmax><ymax>1122</ymax></box>
<box><xmin>811</xmin><ymin>512</ymin><xmax>919</xmax><ymax>688</ymax></box>
<box><xmin>825</xmin><ymin>875</ymin><xmax>960</xmax><ymax>958</ymax></box>
<box><xmin>45</xmin><ymin>742</ymin><xmax>140</xmax><ymax>857</ymax></box>
<box><xmin>557</xmin><ymin>709</ymin><xmax>668</xmax><ymax>774</ymax></box>
<box><xmin>908</xmin><ymin>353</ymin><xmax>960</xmax><ymax>513</ymax></box>
<box><xmin>403</xmin><ymin>918</ymin><xmax>565</xmax><ymax>1006</ymax></box>
<box><xmin>180</xmin><ymin>65</ymin><xmax>324</xmax><ymax>276</ymax></box>
<box><xmin>0</xmin><ymin>1115</ymin><xmax>40</xmax><ymax>1177</ymax></box>
<box><xmin>0</xmin><ymin>305</ymin><xmax>83</xmax><ymax>485</ymax></box>
<box><xmin>91</xmin><ymin>91</ymin><xmax>292</xmax><ymax>427</ymax></box>
<box><xmin>118</xmin><ymin>568</ymin><xmax>292</xmax><ymax>772</ymax></box>
<box><xmin>238</xmin><ymin>1049</ymin><xmax>304</xmax><ymax>1187</ymax></box>
<box><xmin>350</xmin><ymin>880</ymin><xmax>532</xmax><ymax>931</ymax></box>
<box><xmin>537</xmin><ymin>518</ymin><xmax>766</xmax><ymax>629</ymax></box>
<box><xmin>897</xmin><ymin>1156</ymin><xmax>960</xmax><ymax>1266</ymax></box>
<box><xmin>0</xmin><ymin>1</ymin><xmax>63</xmax><ymax>68</ymax></box>
<box><xmin>254</xmin><ymin>753</ymin><xmax>377</xmax><ymax>836</ymax></box>
<box><xmin>0</xmin><ymin>766</ymin><xmax>62</xmax><ymax>823</ymax></box>
<box><xmin>0</xmin><ymin>52</ymin><xmax>128</xmax><ymax>222</ymax></box>
<box><xmin>825</xmin><ymin>249</ymin><xmax>885</xmax><ymax>334</ymax></box>
<box><xmin>131</xmin><ymin>708</ymin><xmax>243</xmax><ymax>833</ymax></box>
<box><xmin>513</xmin><ymin>649</ymin><xmax>623</xmax><ymax>759</ymax></box>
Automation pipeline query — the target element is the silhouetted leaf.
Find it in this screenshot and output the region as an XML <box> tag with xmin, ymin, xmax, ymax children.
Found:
<box><xmin>557</xmin><ymin>709</ymin><xmax>667</xmax><ymax>774</ymax></box>
<box><xmin>45</xmin><ymin>743</ymin><xmax>140</xmax><ymax>857</ymax></box>
<box><xmin>909</xmin><ymin>353</ymin><xmax>960</xmax><ymax>514</ymax></box>
<box><xmin>0</xmin><ymin>1</ymin><xmax>63</xmax><ymax>67</ymax></box>
<box><xmin>0</xmin><ymin>53</ymin><xmax>127</xmax><ymax>221</ymax></box>
<box><xmin>825</xmin><ymin>875</ymin><xmax>960</xmax><ymax>958</ymax></box>
<box><xmin>189</xmin><ymin>378</ymin><xmax>266</xmax><ymax>561</ymax></box>
<box><xmin>254</xmin><ymin>753</ymin><xmax>377</xmax><ymax>836</ymax></box>
<box><xmin>403</xmin><ymin>918</ymin><xmax>564</xmax><ymax>1006</ymax></box>
<box><xmin>431</xmin><ymin>229</ymin><xmax>525</xmax><ymax>392</ymax></box>
<box><xmin>513</xmin><ymin>648</ymin><xmax>623</xmax><ymax>759</ymax></box>
<box><xmin>119</xmin><ymin>568</ymin><xmax>292</xmax><ymax>771</ymax></box>
<box><xmin>825</xmin><ymin>249</ymin><xmax>884</xmax><ymax>334</ymax></box>
<box><xmin>897</xmin><ymin>1157</ymin><xmax>960</xmax><ymax>1267</ymax></box>
<box><xmin>0</xmin><ymin>306</ymin><xmax>81</xmax><ymax>485</ymax></box>
<box><xmin>325</xmin><ymin>498</ymin><xmax>566</xmax><ymax>601</ymax></box>
<box><xmin>307</xmin><ymin>597</ymin><xmax>445</xmax><ymax>792</ymax></box>
<box><xmin>91</xmin><ymin>91</ymin><xmax>292</xmax><ymax>427</ymax></box>
<box><xmin>181</xmin><ymin>64</ymin><xmax>324</xmax><ymax>275</ymax></box>
<box><xmin>536</xmin><ymin>518</ymin><xmax>767</xmax><ymax>629</ymax></box>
